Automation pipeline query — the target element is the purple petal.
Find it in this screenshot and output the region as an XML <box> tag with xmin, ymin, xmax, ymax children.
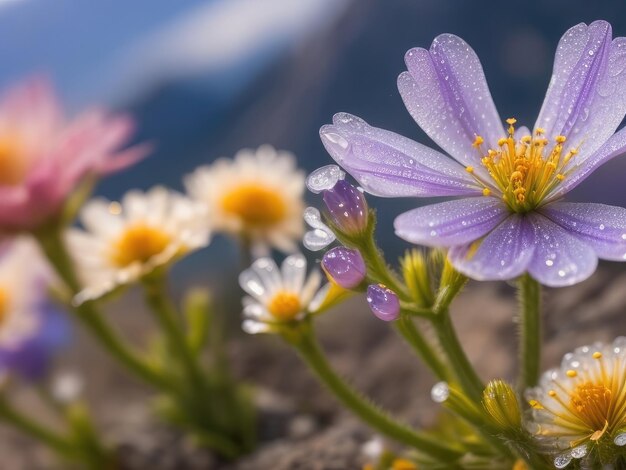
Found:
<box><xmin>322</xmin><ymin>247</ymin><xmax>366</xmax><ymax>289</ymax></box>
<box><xmin>366</xmin><ymin>284</ymin><xmax>400</xmax><ymax>321</ymax></box>
<box><xmin>526</xmin><ymin>213</ymin><xmax>598</xmax><ymax>287</ymax></box>
<box><xmin>319</xmin><ymin>113</ymin><xmax>483</xmax><ymax>198</ymax></box>
<box><xmin>394</xmin><ymin>197</ymin><xmax>509</xmax><ymax>247</ymax></box>
<box><xmin>448</xmin><ymin>215</ymin><xmax>535</xmax><ymax>281</ymax></box>
<box><xmin>535</xmin><ymin>21</ymin><xmax>626</xmax><ymax>161</ymax></box>
<box><xmin>398</xmin><ymin>34</ymin><xmax>504</xmax><ymax>174</ymax></box>
<box><xmin>322</xmin><ymin>180</ymin><xmax>369</xmax><ymax>236</ymax></box>
<box><xmin>541</xmin><ymin>202</ymin><xmax>626</xmax><ymax>261</ymax></box>
<box><xmin>548</xmin><ymin>125</ymin><xmax>626</xmax><ymax>198</ymax></box>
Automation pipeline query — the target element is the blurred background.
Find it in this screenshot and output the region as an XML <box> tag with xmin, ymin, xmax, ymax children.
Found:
<box><xmin>2</xmin><ymin>0</ymin><xmax>626</xmax><ymax>269</ymax></box>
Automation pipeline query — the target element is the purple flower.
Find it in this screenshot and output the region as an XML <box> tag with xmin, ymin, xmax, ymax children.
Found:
<box><xmin>322</xmin><ymin>180</ymin><xmax>369</xmax><ymax>237</ymax></box>
<box><xmin>320</xmin><ymin>21</ymin><xmax>626</xmax><ymax>287</ymax></box>
<box><xmin>0</xmin><ymin>239</ymin><xmax>70</xmax><ymax>380</ymax></box>
<box><xmin>322</xmin><ymin>247</ymin><xmax>367</xmax><ymax>289</ymax></box>
<box><xmin>366</xmin><ymin>284</ymin><xmax>400</xmax><ymax>321</ymax></box>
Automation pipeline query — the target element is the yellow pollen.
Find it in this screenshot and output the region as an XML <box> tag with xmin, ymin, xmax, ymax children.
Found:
<box><xmin>391</xmin><ymin>459</ymin><xmax>418</xmax><ymax>470</ymax></box>
<box><xmin>566</xmin><ymin>370</ymin><xmax>578</xmax><ymax>378</ymax></box>
<box><xmin>0</xmin><ymin>135</ymin><xmax>29</xmax><ymax>186</ymax></box>
<box><xmin>529</xmin><ymin>399</ymin><xmax>544</xmax><ymax>410</ymax></box>
<box><xmin>570</xmin><ymin>381</ymin><xmax>612</xmax><ymax>432</ymax></box>
<box><xmin>472</xmin><ymin>119</ymin><xmax>577</xmax><ymax>213</ymax></box>
<box><xmin>267</xmin><ymin>291</ymin><xmax>301</xmax><ymax>321</ymax></box>
<box><xmin>472</xmin><ymin>136</ymin><xmax>484</xmax><ymax>147</ymax></box>
<box><xmin>111</xmin><ymin>224</ymin><xmax>172</xmax><ymax>267</ymax></box>
<box><xmin>593</xmin><ymin>352</ymin><xmax>603</xmax><ymax>359</ymax></box>
<box><xmin>512</xmin><ymin>460</ymin><xmax>529</xmax><ymax>470</ymax></box>
<box><xmin>549</xmin><ymin>390</ymin><xmax>557</xmax><ymax>397</ymax></box>
<box><xmin>221</xmin><ymin>184</ymin><xmax>287</xmax><ymax>227</ymax></box>
<box><xmin>482</xmin><ymin>188</ymin><xmax>491</xmax><ymax>196</ymax></box>
<box><xmin>466</xmin><ymin>166</ymin><xmax>474</xmax><ymax>173</ymax></box>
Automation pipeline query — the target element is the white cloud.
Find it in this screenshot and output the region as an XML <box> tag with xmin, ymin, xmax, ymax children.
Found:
<box><xmin>104</xmin><ymin>0</ymin><xmax>349</xmax><ymax>104</ymax></box>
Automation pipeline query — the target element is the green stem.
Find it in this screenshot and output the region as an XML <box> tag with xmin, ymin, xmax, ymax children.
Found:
<box><xmin>394</xmin><ymin>314</ymin><xmax>451</xmax><ymax>382</ymax></box>
<box><xmin>289</xmin><ymin>324</ymin><xmax>463</xmax><ymax>464</ymax></box>
<box><xmin>432</xmin><ymin>311</ymin><xmax>484</xmax><ymax>403</ymax></box>
<box><xmin>517</xmin><ymin>274</ymin><xmax>542</xmax><ymax>390</ymax></box>
<box><xmin>33</xmin><ymin>225</ymin><xmax>169</xmax><ymax>390</ymax></box>
<box><xmin>0</xmin><ymin>396</ymin><xmax>74</xmax><ymax>458</ymax></box>
<box><xmin>143</xmin><ymin>274</ymin><xmax>208</xmax><ymax>396</ymax></box>
<box><xmin>359</xmin><ymin>236</ymin><xmax>407</xmax><ymax>298</ymax></box>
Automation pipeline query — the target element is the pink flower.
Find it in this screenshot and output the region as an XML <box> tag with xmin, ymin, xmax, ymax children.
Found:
<box><xmin>0</xmin><ymin>77</ymin><xmax>148</xmax><ymax>231</ymax></box>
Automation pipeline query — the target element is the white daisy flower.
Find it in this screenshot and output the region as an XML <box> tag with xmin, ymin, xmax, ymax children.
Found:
<box><xmin>525</xmin><ymin>337</ymin><xmax>626</xmax><ymax>468</ymax></box>
<box><xmin>238</xmin><ymin>254</ymin><xmax>327</xmax><ymax>334</ymax></box>
<box><xmin>68</xmin><ymin>186</ymin><xmax>210</xmax><ymax>304</ymax></box>
<box><xmin>184</xmin><ymin>145</ymin><xmax>305</xmax><ymax>256</ymax></box>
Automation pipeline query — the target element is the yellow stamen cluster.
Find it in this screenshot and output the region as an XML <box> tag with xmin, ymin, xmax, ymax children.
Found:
<box><xmin>111</xmin><ymin>224</ymin><xmax>172</xmax><ymax>267</ymax></box>
<box><xmin>0</xmin><ymin>135</ymin><xmax>28</xmax><ymax>186</ymax></box>
<box><xmin>469</xmin><ymin>119</ymin><xmax>579</xmax><ymax>213</ymax></box>
<box><xmin>222</xmin><ymin>184</ymin><xmax>287</xmax><ymax>227</ymax></box>
<box><xmin>267</xmin><ymin>291</ymin><xmax>301</xmax><ymax>321</ymax></box>
<box><xmin>529</xmin><ymin>350</ymin><xmax>626</xmax><ymax>447</ymax></box>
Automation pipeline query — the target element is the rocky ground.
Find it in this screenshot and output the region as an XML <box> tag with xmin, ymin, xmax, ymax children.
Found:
<box><xmin>1</xmin><ymin>266</ymin><xmax>625</xmax><ymax>469</ymax></box>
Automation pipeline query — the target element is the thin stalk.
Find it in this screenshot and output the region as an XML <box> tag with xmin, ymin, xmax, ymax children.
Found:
<box><xmin>432</xmin><ymin>311</ymin><xmax>484</xmax><ymax>403</ymax></box>
<box><xmin>34</xmin><ymin>226</ymin><xmax>169</xmax><ymax>389</ymax></box>
<box><xmin>358</xmin><ymin>236</ymin><xmax>407</xmax><ymax>299</ymax></box>
<box><xmin>289</xmin><ymin>324</ymin><xmax>463</xmax><ymax>465</ymax></box>
<box><xmin>394</xmin><ymin>314</ymin><xmax>451</xmax><ymax>382</ymax></box>
<box><xmin>0</xmin><ymin>396</ymin><xmax>74</xmax><ymax>458</ymax></box>
<box><xmin>517</xmin><ymin>274</ymin><xmax>541</xmax><ymax>390</ymax></box>
<box><xmin>143</xmin><ymin>275</ymin><xmax>208</xmax><ymax>397</ymax></box>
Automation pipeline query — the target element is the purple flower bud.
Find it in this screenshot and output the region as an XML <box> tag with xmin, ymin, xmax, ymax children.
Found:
<box><xmin>366</xmin><ymin>284</ymin><xmax>400</xmax><ymax>321</ymax></box>
<box><xmin>322</xmin><ymin>180</ymin><xmax>368</xmax><ymax>236</ymax></box>
<box><xmin>322</xmin><ymin>247</ymin><xmax>366</xmax><ymax>289</ymax></box>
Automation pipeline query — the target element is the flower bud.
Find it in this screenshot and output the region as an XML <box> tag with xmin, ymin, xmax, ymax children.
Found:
<box><xmin>322</xmin><ymin>180</ymin><xmax>368</xmax><ymax>236</ymax></box>
<box><xmin>366</xmin><ymin>284</ymin><xmax>400</xmax><ymax>321</ymax></box>
<box><xmin>322</xmin><ymin>247</ymin><xmax>366</xmax><ymax>289</ymax></box>
<box><xmin>482</xmin><ymin>379</ymin><xmax>522</xmax><ymax>430</ymax></box>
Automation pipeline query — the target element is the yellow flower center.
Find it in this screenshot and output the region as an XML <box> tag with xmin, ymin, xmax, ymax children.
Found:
<box><xmin>529</xmin><ymin>351</ymin><xmax>626</xmax><ymax>446</ymax></box>
<box><xmin>221</xmin><ymin>184</ymin><xmax>287</xmax><ymax>227</ymax></box>
<box><xmin>0</xmin><ymin>287</ymin><xmax>9</xmax><ymax>326</ymax></box>
<box><xmin>0</xmin><ymin>135</ymin><xmax>29</xmax><ymax>186</ymax></box>
<box><xmin>470</xmin><ymin>119</ymin><xmax>579</xmax><ymax>213</ymax></box>
<box><xmin>267</xmin><ymin>291</ymin><xmax>301</xmax><ymax>321</ymax></box>
<box><xmin>111</xmin><ymin>224</ymin><xmax>172</xmax><ymax>267</ymax></box>
<box><xmin>570</xmin><ymin>381</ymin><xmax>612</xmax><ymax>436</ymax></box>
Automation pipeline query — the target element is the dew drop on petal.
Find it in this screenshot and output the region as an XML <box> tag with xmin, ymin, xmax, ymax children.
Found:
<box><xmin>304</xmin><ymin>207</ymin><xmax>324</xmax><ymax>229</ymax></box>
<box><xmin>303</xmin><ymin>229</ymin><xmax>335</xmax><ymax>251</ymax></box>
<box><xmin>554</xmin><ymin>452</ymin><xmax>572</xmax><ymax>469</ymax></box>
<box><xmin>306</xmin><ymin>165</ymin><xmax>346</xmax><ymax>193</ymax></box>
<box><xmin>615</xmin><ymin>433</ymin><xmax>626</xmax><ymax>446</ymax></box>
<box><xmin>431</xmin><ymin>382</ymin><xmax>450</xmax><ymax>403</ymax></box>
<box><xmin>570</xmin><ymin>445</ymin><xmax>587</xmax><ymax>459</ymax></box>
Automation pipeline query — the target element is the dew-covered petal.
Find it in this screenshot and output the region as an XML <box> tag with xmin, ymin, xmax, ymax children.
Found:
<box><xmin>535</xmin><ymin>21</ymin><xmax>626</xmax><ymax>161</ymax></box>
<box><xmin>526</xmin><ymin>213</ymin><xmax>598</xmax><ymax>287</ymax></box>
<box><xmin>448</xmin><ymin>215</ymin><xmax>535</xmax><ymax>281</ymax></box>
<box><xmin>238</xmin><ymin>257</ymin><xmax>281</xmax><ymax>299</ymax></box>
<box><xmin>320</xmin><ymin>113</ymin><xmax>483</xmax><ymax>198</ymax></box>
<box><xmin>541</xmin><ymin>202</ymin><xmax>626</xmax><ymax>261</ymax></box>
<box><xmin>549</xmin><ymin>125</ymin><xmax>626</xmax><ymax>199</ymax></box>
<box><xmin>394</xmin><ymin>197</ymin><xmax>508</xmax><ymax>247</ymax></box>
<box><xmin>398</xmin><ymin>34</ymin><xmax>504</xmax><ymax>175</ymax></box>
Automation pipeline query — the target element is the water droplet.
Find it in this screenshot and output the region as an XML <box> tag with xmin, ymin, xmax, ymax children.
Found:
<box><xmin>545</xmin><ymin>259</ymin><xmax>554</xmax><ymax>267</ymax></box>
<box><xmin>570</xmin><ymin>445</ymin><xmax>587</xmax><ymax>459</ymax></box>
<box><xmin>321</xmin><ymin>132</ymin><xmax>349</xmax><ymax>153</ymax></box>
<box><xmin>303</xmin><ymin>229</ymin><xmax>335</xmax><ymax>251</ymax></box>
<box><xmin>306</xmin><ymin>165</ymin><xmax>345</xmax><ymax>193</ymax></box>
<box><xmin>588</xmin><ymin>50</ymin><xmax>594</xmax><ymax>56</ymax></box>
<box><xmin>615</xmin><ymin>433</ymin><xmax>626</xmax><ymax>446</ymax></box>
<box><xmin>599</xmin><ymin>224</ymin><xmax>605</xmax><ymax>231</ymax></box>
<box><xmin>304</xmin><ymin>207</ymin><xmax>324</xmax><ymax>229</ymax></box>
<box><xmin>431</xmin><ymin>382</ymin><xmax>450</xmax><ymax>403</ymax></box>
<box><xmin>554</xmin><ymin>452</ymin><xmax>572</xmax><ymax>468</ymax></box>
